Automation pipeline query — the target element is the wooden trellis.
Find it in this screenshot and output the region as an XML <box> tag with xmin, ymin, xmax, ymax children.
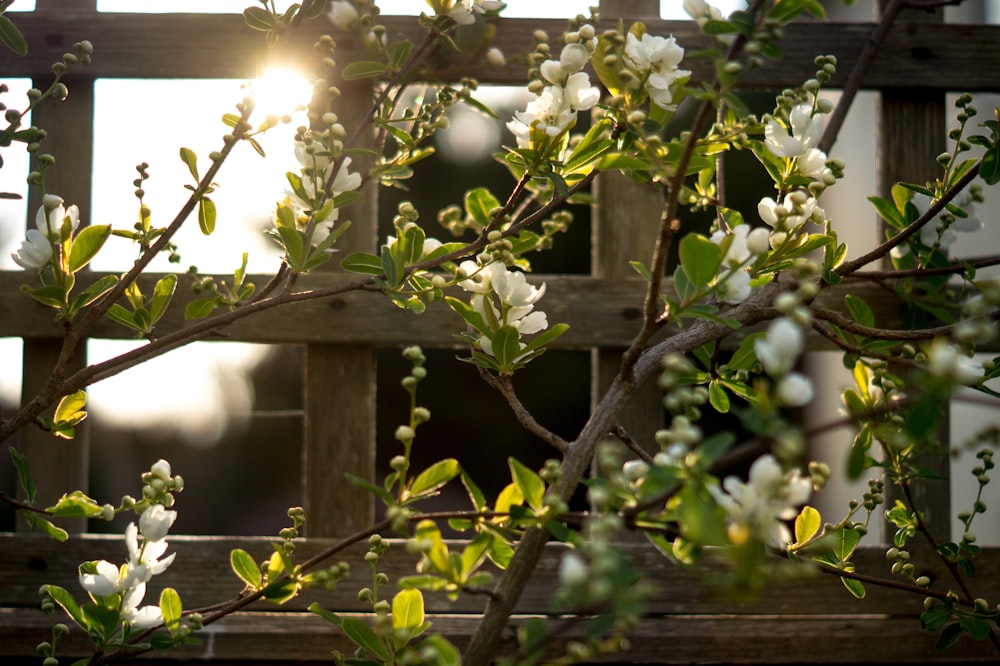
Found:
<box><xmin>1</xmin><ymin>0</ymin><xmax>1000</xmax><ymax>662</ymax></box>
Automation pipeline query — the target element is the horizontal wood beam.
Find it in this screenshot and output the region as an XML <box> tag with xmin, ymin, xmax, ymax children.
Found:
<box><xmin>1</xmin><ymin>14</ymin><xmax>999</xmax><ymax>91</ymax></box>
<box><xmin>0</xmin><ymin>271</ymin><xmax>938</xmax><ymax>350</ymax></box>
<box><xmin>1</xmin><ymin>535</ymin><xmax>997</xmax><ymax>661</ymax></box>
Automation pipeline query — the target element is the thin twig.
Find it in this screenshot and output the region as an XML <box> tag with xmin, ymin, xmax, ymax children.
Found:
<box><xmin>478</xmin><ymin>369</ymin><xmax>569</xmax><ymax>453</ymax></box>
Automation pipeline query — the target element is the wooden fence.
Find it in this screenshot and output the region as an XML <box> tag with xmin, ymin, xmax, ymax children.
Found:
<box><xmin>1</xmin><ymin>0</ymin><xmax>1000</xmax><ymax>662</ymax></box>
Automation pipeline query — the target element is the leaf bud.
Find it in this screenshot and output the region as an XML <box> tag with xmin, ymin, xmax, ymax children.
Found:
<box><xmin>412</xmin><ymin>406</ymin><xmax>431</xmax><ymax>423</ymax></box>
<box><xmin>358</xmin><ymin>587</ymin><xmax>374</xmax><ymax>603</ymax></box>
<box><xmin>373</xmin><ymin>600</ymin><xmax>390</xmax><ymax>614</ymax></box>
<box><xmin>915</xmin><ymin>576</ymin><xmax>931</xmax><ymax>587</ymax></box>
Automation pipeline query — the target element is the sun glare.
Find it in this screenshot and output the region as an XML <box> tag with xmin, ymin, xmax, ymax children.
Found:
<box><xmin>251</xmin><ymin>68</ymin><xmax>314</xmax><ymax>121</ymax></box>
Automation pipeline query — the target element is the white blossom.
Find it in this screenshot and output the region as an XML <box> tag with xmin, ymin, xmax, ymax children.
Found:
<box><xmin>623</xmin><ymin>32</ymin><xmax>690</xmax><ymax>110</ymax></box>
<box><xmin>622</xmin><ymin>459</ymin><xmax>650</xmax><ymax>482</ymax></box>
<box><xmin>558</xmin><ymin>551</ymin><xmax>589</xmax><ymax>586</ymax></box>
<box><xmin>486</xmin><ymin>47</ymin><xmax>506</xmax><ymax>66</ymax></box>
<box><xmin>12</xmin><ymin>198</ymin><xmax>80</xmax><ymax>269</ymax></box>
<box><xmin>764</xmin><ymin>104</ymin><xmax>820</xmax><ymax>158</ymax></box>
<box><xmin>755</xmin><ymin>317</ymin><xmax>804</xmax><ymax>377</ymax></box>
<box><xmin>927</xmin><ymin>339</ymin><xmax>984</xmax><ymax>386</ymax></box>
<box><xmin>797</xmin><ymin>147</ymin><xmax>832</xmax><ymax>181</ymax></box>
<box><xmin>150</xmin><ymin>459</ymin><xmax>172</xmax><ymax>481</ymax></box>
<box><xmin>448</xmin><ymin>0</ymin><xmax>504</xmax><ymax>25</ymax></box>
<box><xmin>139</xmin><ymin>504</ymin><xmax>177</xmax><ymax>543</ymax></box>
<box><xmin>79</xmin><ymin>560</ymin><xmax>123</xmax><ymax>597</ymax></box>
<box><xmin>11</xmin><ymin>228</ymin><xmax>52</xmax><ymax>269</ymax></box>
<box><xmin>327</xmin><ymin>1</ymin><xmax>359</xmax><ymax>30</ymax></box>
<box><xmin>717</xmin><ymin>267</ymin><xmax>751</xmax><ymax>304</ymax></box>
<box><xmin>122</xmin><ymin>582</ymin><xmax>163</xmax><ymax>629</ymax></box>
<box><xmin>710</xmin><ymin>454</ymin><xmax>812</xmax><ymax>547</ymax></box>
<box><xmin>776</xmin><ymin>372</ymin><xmax>814</xmax><ymax>407</ymax></box>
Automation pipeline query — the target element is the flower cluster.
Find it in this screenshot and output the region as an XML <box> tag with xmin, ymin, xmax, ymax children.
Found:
<box><xmin>11</xmin><ymin>195</ymin><xmax>79</xmax><ymax>270</ymax></box>
<box><xmin>622</xmin><ymin>31</ymin><xmax>690</xmax><ymax>110</ymax></box>
<box><xmin>709</xmin><ymin>453</ymin><xmax>812</xmax><ymax>547</ymax></box>
<box><xmin>280</xmin><ymin>136</ymin><xmax>362</xmax><ymax>248</ymax></box>
<box><xmin>757</xmin><ymin>189</ymin><xmax>827</xmax><ymax>248</ymax></box>
<box><xmin>78</xmin><ymin>460</ymin><xmax>179</xmax><ymax>630</ymax></box>
<box><xmin>457</xmin><ymin>260</ymin><xmax>549</xmax><ymax>361</ymax></box>
<box><xmin>754</xmin><ymin>317</ymin><xmax>814</xmax><ymax>407</ymax></box>
<box><xmin>507</xmin><ymin>37</ymin><xmax>600</xmax><ymax>149</ymax></box>
<box><xmin>764</xmin><ymin>102</ymin><xmax>838</xmax><ymax>188</ymax></box>
<box><xmin>710</xmin><ymin>224</ymin><xmax>770</xmax><ymax>304</ymax></box>
<box><xmin>909</xmin><ymin>189</ymin><xmax>982</xmax><ymax>253</ymax></box>
<box><xmin>447</xmin><ymin>0</ymin><xmax>505</xmax><ymax>26</ymax></box>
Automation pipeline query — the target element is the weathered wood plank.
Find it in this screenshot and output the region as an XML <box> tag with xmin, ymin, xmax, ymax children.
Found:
<box><xmin>3</xmin><ymin>607</ymin><xmax>998</xmax><ymax>662</ymax></box>
<box><xmin>1</xmin><ymin>535</ymin><xmax>998</xmax><ymax>661</ymax></box>
<box><xmin>2</xmin><ymin>13</ymin><xmax>1000</xmax><ymax>91</ymax></box>
<box><xmin>0</xmin><ymin>272</ymin><xmax>964</xmax><ymax>349</ymax></box>
<box><xmin>876</xmin><ymin>1</ymin><xmax>950</xmax><ymax>545</ymax></box>
<box><xmin>2</xmin><ymin>535</ymin><xmax>998</xmax><ymax>617</ymax></box>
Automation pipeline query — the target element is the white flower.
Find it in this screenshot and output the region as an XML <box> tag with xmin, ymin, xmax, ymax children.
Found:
<box><xmin>755</xmin><ymin>317</ymin><xmax>804</xmax><ymax>377</ymax></box>
<box><xmin>13</xmin><ymin>198</ymin><xmax>82</xmax><ymax>269</ymax></box>
<box><xmin>653</xmin><ymin>443</ymin><xmax>688</xmax><ymax>467</ymax></box>
<box><xmin>746</xmin><ymin>227</ymin><xmax>771</xmax><ymax>256</ymax></box>
<box><xmin>462</xmin><ymin>263</ymin><xmax>550</xmax><ymax>361</ymax></box>
<box><xmin>797</xmin><ymin>147</ymin><xmax>831</xmax><ymax>181</ymax></box>
<box><xmin>124</xmin><ymin>522</ymin><xmax>176</xmax><ymax>588</ymax></box>
<box><xmin>457</xmin><ymin>260</ymin><xmax>492</xmax><ymax>293</ymax></box>
<box><xmin>717</xmin><ymin>267</ymin><xmax>751</xmax><ymax>304</ymax></box>
<box><xmin>765</xmin><ymin>104</ymin><xmax>820</xmax><ymax>158</ymax></box>
<box><xmin>910</xmin><ymin>192</ymin><xmax>982</xmax><ymax>251</ymax></box>
<box><xmin>558</xmin><ymin>551</ymin><xmax>589</xmax><ymax>586</ymax></box>
<box><xmin>927</xmin><ymin>339</ymin><xmax>984</xmax><ymax>386</ymax></box>
<box><xmin>623</xmin><ymin>32</ymin><xmax>690</xmax><ymax>110</ymax></box>
<box><xmin>122</xmin><ymin>582</ymin><xmax>163</xmax><ymax>629</ymax></box>
<box><xmin>139</xmin><ymin>504</ymin><xmax>177</xmax><ymax>543</ymax></box>
<box><xmin>776</xmin><ymin>372</ymin><xmax>814</xmax><ymax>407</ymax></box>
<box><xmin>710</xmin><ymin>454</ymin><xmax>812</xmax><ymax>547</ymax></box>
<box><xmin>757</xmin><ymin>192</ymin><xmax>823</xmax><ymax>234</ymax></box>
<box><xmin>327</xmin><ymin>0</ymin><xmax>359</xmax><ymax>30</ymax></box>
<box><xmin>508</xmin><ymin>86</ymin><xmax>576</xmax><ymax>142</ymax></box>
<box><xmin>683</xmin><ymin>0</ymin><xmax>723</xmax><ymax>26</ymax></box>
<box><xmin>448</xmin><ymin>0</ymin><xmax>504</xmax><ymax>25</ymax></box>
<box><xmin>79</xmin><ymin>560</ymin><xmax>123</xmax><ymax>597</ymax></box>
<box><xmin>541</xmin><ymin>44</ymin><xmax>590</xmax><ymax>84</ymax></box>
<box><xmin>11</xmin><ymin>228</ymin><xmax>52</xmax><ymax>269</ymax></box>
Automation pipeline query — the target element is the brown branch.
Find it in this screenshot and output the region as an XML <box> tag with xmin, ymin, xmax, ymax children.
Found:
<box><xmin>611</xmin><ymin>425</ymin><xmax>654</xmax><ymax>465</ymax></box>
<box><xmin>478</xmin><ymin>369</ymin><xmax>569</xmax><ymax>453</ymax></box>
<box><xmin>818</xmin><ymin>0</ymin><xmax>905</xmax><ymax>155</ymax></box>
<box><xmin>811</xmin><ymin>306</ymin><xmax>962</xmax><ymax>342</ymax></box>
<box><xmin>847</xmin><ymin>254</ymin><xmax>1000</xmax><ymax>281</ymax></box>
<box><xmin>835</xmin><ymin>161</ymin><xmax>981</xmax><ymax>277</ymax></box>
<box><xmin>810</xmin><ymin>319</ymin><xmax>922</xmax><ymax>368</ymax></box>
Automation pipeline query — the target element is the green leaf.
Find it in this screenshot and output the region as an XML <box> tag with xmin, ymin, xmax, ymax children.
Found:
<box><xmin>10</xmin><ymin>446</ymin><xmax>36</xmax><ymax>504</ymax></box>
<box><xmin>341</xmin><ymin>61</ymin><xmax>391</xmax><ymax>80</ymax></box>
<box><xmin>847</xmin><ymin>425</ymin><xmax>872</xmax><ymax>479</ymax></box>
<box><xmin>159</xmin><ymin>588</ymin><xmax>183</xmax><ymax>634</ymax></box>
<box><xmin>508</xmin><ymin>458</ymin><xmax>544</xmax><ymax>512</ymax></box>
<box><xmin>867</xmin><ymin>195</ymin><xmax>905</xmax><ymax>230</ymax></box>
<box><xmin>415</xmin><ymin>635</ymin><xmax>461</xmax><ymax>666</ymax></box>
<box><xmin>47</xmin><ymin>491</ymin><xmax>104</xmax><ymax>518</ymax></box>
<box><xmin>935</xmin><ymin>622</ymin><xmax>964</xmax><ymax>652</ymax></box>
<box><xmin>70</xmin><ymin>275</ymin><xmax>118</xmax><ymax>313</ymax></box>
<box><xmin>230</xmin><ymin>549</ymin><xmax>262</xmax><ymax>590</ymax></box>
<box><xmin>345</xmin><ymin>472</ymin><xmax>395</xmax><ymax>504</ymax></box>
<box><xmin>921</xmin><ymin>606</ymin><xmax>953</xmax><ymax>631</ymax></box>
<box><xmin>388</xmin><ymin>39</ymin><xmax>413</xmax><ymax>69</ymax></box>
<box><xmin>341</xmin><ymin>616</ymin><xmax>389</xmax><ymax>660</ymax></box>
<box><xmin>54</xmin><ymin>390</ymin><xmax>86</xmax><ymax>424</ymax></box>
<box><xmin>243</xmin><ymin>6</ymin><xmax>276</xmax><ymax>31</ymax></box>
<box><xmin>841</xmin><ymin>576</ymin><xmax>865</xmax><ymax>598</ymax></box>
<box><xmin>0</xmin><ymin>13</ymin><xmax>27</xmax><ymax>55</ymax></box>
<box><xmin>833</xmin><ymin>527</ymin><xmax>861</xmax><ymax>561</ymax></box>
<box><xmin>708</xmin><ymin>380</ymin><xmax>730</xmax><ymax>413</ymax></box>
<box><xmin>44</xmin><ymin>585</ymin><xmax>87</xmax><ymax>630</ymax></box>
<box><xmin>22</xmin><ymin>284</ymin><xmax>68</xmax><ymax>309</ymax></box>
<box><xmin>184</xmin><ymin>298</ymin><xmax>218</xmax><ymax>320</ymax></box>
<box><xmin>300</xmin><ymin>0</ymin><xmax>328</xmax><ymax>19</ymax></box>
<box><xmin>980</xmin><ymin>145</ymin><xmax>1000</xmax><ymax>186</ymax></box>
<box><xmin>391</xmin><ymin>588</ymin><xmax>424</xmax><ymax>632</ymax></box>
<box><xmin>845</xmin><ymin>293</ymin><xmax>874</xmax><ymax>328</ymax></box>
<box><xmin>28</xmin><ymin>515</ymin><xmax>68</xmax><ymax>541</ymax></box>
<box><xmin>179</xmin><ymin>147</ymin><xmax>199</xmax><ymax>181</ymax></box>
<box><xmin>409</xmin><ymin>459</ymin><xmax>460</xmax><ymax>499</ymax></box>
<box><xmin>794</xmin><ymin>506</ymin><xmax>821</xmax><ymax>544</ymax></box>
<box><xmin>198</xmin><ymin>197</ymin><xmax>217</xmax><ymax>235</ymax></box>
<box><xmin>149</xmin><ymin>274</ymin><xmax>177</xmax><ymax>324</ymax></box>
<box><xmin>727</xmin><ymin>332</ymin><xmax>765</xmax><ymax>371</ymax></box>
<box><xmin>67</xmin><ymin>225</ymin><xmax>111</xmax><ymax>273</ymax></box>
<box><xmin>464</xmin><ymin>188</ymin><xmax>500</xmax><ymax>228</ymax></box>
<box><xmin>518</xmin><ymin>323</ymin><xmax>569</xmax><ymax>356</ymax></box>
<box><xmin>491</xmin><ymin>325</ymin><xmax>522</xmax><ymax>371</ymax></box>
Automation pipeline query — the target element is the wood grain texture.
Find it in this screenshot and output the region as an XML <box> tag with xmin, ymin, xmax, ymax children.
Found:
<box><xmin>1</xmin><ymin>13</ymin><xmax>999</xmax><ymax>90</ymax></box>
<box><xmin>1</xmin><ymin>534</ymin><xmax>998</xmax><ymax>661</ymax></box>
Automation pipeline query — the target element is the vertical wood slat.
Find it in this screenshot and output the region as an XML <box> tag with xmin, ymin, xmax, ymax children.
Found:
<box><xmin>875</xmin><ymin>2</ymin><xmax>950</xmax><ymax>543</ymax></box>
<box><xmin>592</xmin><ymin>0</ymin><xmax>665</xmax><ymax>458</ymax></box>
<box><xmin>17</xmin><ymin>66</ymin><xmax>96</xmax><ymax>533</ymax></box>
<box><xmin>303</xmin><ymin>80</ymin><xmax>378</xmax><ymax>538</ymax></box>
